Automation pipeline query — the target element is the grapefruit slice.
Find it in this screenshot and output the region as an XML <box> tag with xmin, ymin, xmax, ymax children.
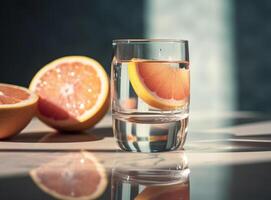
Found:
<box><xmin>120</xmin><ymin>98</ymin><xmax>137</xmax><ymax>110</ymax></box>
<box><xmin>135</xmin><ymin>183</ymin><xmax>189</xmax><ymax>200</ymax></box>
<box><xmin>29</xmin><ymin>56</ymin><xmax>109</xmax><ymax>131</ymax></box>
<box><xmin>30</xmin><ymin>151</ymin><xmax>108</xmax><ymax>200</ymax></box>
<box><xmin>128</xmin><ymin>60</ymin><xmax>190</xmax><ymax>110</ymax></box>
<box><xmin>0</xmin><ymin>83</ymin><xmax>38</xmax><ymax>139</ymax></box>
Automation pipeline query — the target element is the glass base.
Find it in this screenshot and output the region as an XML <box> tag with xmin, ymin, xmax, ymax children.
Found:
<box><xmin>112</xmin><ymin>115</ymin><xmax>189</xmax><ymax>152</ymax></box>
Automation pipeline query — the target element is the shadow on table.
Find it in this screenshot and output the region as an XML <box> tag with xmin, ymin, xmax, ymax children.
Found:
<box><xmin>186</xmin><ymin>132</ymin><xmax>271</xmax><ymax>153</ymax></box>
<box><xmin>187</xmin><ymin>116</ymin><xmax>271</xmax><ymax>152</ymax></box>
<box><xmin>4</xmin><ymin>127</ymin><xmax>113</xmax><ymax>143</ymax></box>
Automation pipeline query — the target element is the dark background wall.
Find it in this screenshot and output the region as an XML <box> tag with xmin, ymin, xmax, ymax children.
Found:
<box><xmin>1</xmin><ymin>0</ymin><xmax>271</xmax><ymax>112</ymax></box>
<box><xmin>0</xmin><ymin>0</ymin><xmax>144</xmax><ymax>86</ymax></box>
<box><xmin>235</xmin><ymin>0</ymin><xmax>271</xmax><ymax>112</ymax></box>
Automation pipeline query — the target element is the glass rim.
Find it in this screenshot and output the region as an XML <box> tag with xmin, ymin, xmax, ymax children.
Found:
<box><xmin>112</xmin><ymin>39</ymin><xmax>188</xmax><ymax>45</ymax></box>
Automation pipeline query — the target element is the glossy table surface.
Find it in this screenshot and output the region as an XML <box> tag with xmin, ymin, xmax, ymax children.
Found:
<box><xmin>1</xmin><ymin>111</ymin><xmax>271</xmax><ymax>200</ymax></box>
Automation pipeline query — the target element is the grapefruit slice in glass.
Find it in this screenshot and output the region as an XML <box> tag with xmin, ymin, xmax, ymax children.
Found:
<box><xmin>0</xmin><ymin>83</ymin><xmax>38</xmax><ymax>139</ymax></box>
<box><xmin>29</xmin><ymin>56</ymin><xmax>109</xmax><ymax>131</ymax></box>
<box><xmin>128</xmin><ymin>60</ymin><xmax>190</xmax><ymax>110</ymax></box>
<box><xmin>135</xmin><ymin>182</ymin><xmax>189</xmax><ymax>200</ymax></box>
<box><xmin>30</xmin><ymin>152</ymin><xmax>108</xmax><ymax>200</ymax></box>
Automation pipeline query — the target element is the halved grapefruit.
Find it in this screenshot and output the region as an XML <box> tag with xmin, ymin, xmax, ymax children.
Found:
<box><xmin>0</xmin><ymin>83</ymin><xmax>38</xmax><ymax>139</ymax></box>
<box><xmin>135</xmin><ymin>182</ymin><xmax>189</xmax><ymax>200</ymax></box>
<box><xmin>30</xmin><ymin>151</ymin><xmax>108</xmax><ymax>200</ymax></box>
<box><xmin>29</xmin><ymin>56</ymin><xmax>109</xmax><ymax>131</ymax></box>
<box><xmin>128</xmin><ymin>60</ymin><xmax>190</xmax><ymax>110</ymax></box>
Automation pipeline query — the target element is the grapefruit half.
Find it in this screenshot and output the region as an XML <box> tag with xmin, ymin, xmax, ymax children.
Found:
<box><xmin>0</xmin><ymin>83</ymin><xmax>38</xmax><ymax>139</ymax></box>
<box><xmin>29</xmin><ymin>56</ymin><xmax>109</xmax><ymax>131</ymax></box>
<box><xmin>30</xmin><ymin>152</ymin><xmax>108</xmax><ymax>200</ymax></box>
<box><xmin>128</xmin><ymin>60</ymin><xmax>190</xmax><ymax>110</ymax></box>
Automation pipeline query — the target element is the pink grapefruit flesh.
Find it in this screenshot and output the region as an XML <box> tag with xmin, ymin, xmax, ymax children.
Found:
<box><xmin>29</xmin><ymin>56</ymin><xmax>109</xmax><ymax>131</ymax></box>
<box><xmin>128</xmin><ymin>60</ymin><xmax>190</xmax><ymax>110</ymax></box>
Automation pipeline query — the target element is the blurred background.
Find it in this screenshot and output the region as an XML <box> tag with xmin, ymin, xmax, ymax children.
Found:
<box><xmin>1</xmin><ymin>0</ymin><xmax>271</xmax><ymax>113</ymax></box>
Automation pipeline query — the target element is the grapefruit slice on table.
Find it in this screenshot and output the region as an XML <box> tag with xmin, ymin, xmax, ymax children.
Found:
<box><xmin>128</xmin><ymin>60</ymin><xmax>190</xmax><ymax>110</ymax></box>
<box><xmin>0</xmin><ymin>83</ymin><xmax>38</xmax><ymax>139</ymax></box>
<box><xmin>30</xmin><ymin>151</ymin><xmax>108</xmax><ymax>200</ymax></box>
<box><xmin>29</xmin><ymin>56</ymin><xmax>109</xmax><ymax>131</ymax></box>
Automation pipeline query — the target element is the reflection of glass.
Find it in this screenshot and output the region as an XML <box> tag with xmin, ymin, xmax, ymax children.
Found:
<box><xmin>111</xmin><ymin>152</ymin><xmax>190</xmax><ymax>200</ymax></box>
<box><xmin>111</xmin><ymin>168</ymin><xmax>189</xmax><ymax>200</ymax></box>
<box><xmin>111</xmin><ymin>39</ymin><xmax>190</xmax><ymax>152</ymax></box>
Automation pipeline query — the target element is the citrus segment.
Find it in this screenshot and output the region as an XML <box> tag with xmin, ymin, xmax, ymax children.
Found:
<box><xmin>30</xmin><ymin>152</ymin><xmax>108</xmax><ymax>200</ymax></box>
<box><xmin>120</xmin><ymin>98</ymin><xmax>137</xmax><ymax>110</ymax></box>
<box><xmin>128</xmin><ymin>60</ymin><xmax>189</xmax><ymax>110</ymax></box>
<box><xmin>29</xmin><ymin>56</ymin><xmax>109</xmax><ymax>131</ymax></box>
<box><xmin>0</xmin><ymin>84</ymin><xmax>30</xmax><ymax>104</ymax></box>
<box><xmin>0</xmin><ymin>83</ymin><xmax>38</xmax><ymax>139</ymax></box>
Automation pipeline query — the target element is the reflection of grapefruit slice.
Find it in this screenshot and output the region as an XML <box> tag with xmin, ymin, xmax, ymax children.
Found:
<box><xmin>0</xmin><ymin>83</ymin><xmax>38</xmax><ymax>139</ymax></box>
<box><xmin>120</xmin><ymin>98</ymin><xmax>137</xmax><ymax>110</ymax></box>
<box><xmin>128</xmin><ymin>60</ymin><xmax>190</xmax><ymax>110</ymax></box>
<box><xmin>30</xmin><ymin>152</ymin><xmax>108</xmax><ymax>200</ymax></box>
<box><xmin>135</xmin><ymin>183</ymin><xmax>189</xmax><ymax>200</ymax></box>
<box><xmin>29</xmin><ymin>56</ymin><xmax>109</xmax><ymax>131</ymax></box>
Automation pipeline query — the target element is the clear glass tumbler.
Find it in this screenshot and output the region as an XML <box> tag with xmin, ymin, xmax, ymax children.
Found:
<box><xmin>111</xmin><ymin>39</ymin><xmax>190</xmax><ymax>152</ymax></box>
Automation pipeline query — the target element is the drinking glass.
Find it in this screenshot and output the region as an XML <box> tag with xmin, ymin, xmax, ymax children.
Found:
<box><xmin>111</xmin><ymin>39</ymin><xmax>190</xmax><ymax>152</ymax></box>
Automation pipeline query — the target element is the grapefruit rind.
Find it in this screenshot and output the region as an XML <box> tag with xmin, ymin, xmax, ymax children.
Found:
<box><xmin>0</xmin><ymin>83</ymin><xmax>38</xmax><ymax>139</ymax></box>
<box><xmin>29</xmin><ymin>56</ymin><xmax>109</xmax><ymax>130</ymax></box>
<box><xmin>30</xmin><ymin>151</ymin><xmax>108</xmax><ymax>200</ymax></box>
<box><xmin>128</xmin><ymin>60</ymin><xmax>188</xmax><ymax>110</ymax></box>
